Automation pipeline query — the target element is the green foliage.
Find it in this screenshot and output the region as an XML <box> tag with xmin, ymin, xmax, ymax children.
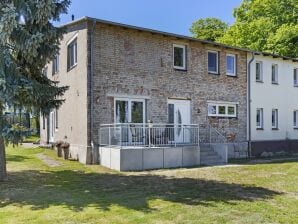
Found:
<box><xmin>190</xmin><ymin>18</ymin><xmax>228</xmax><ymax>41</ymax></box>
<box><xmin>218</xmin><ymin>0</ymin><xmax>298</xmax><ymax>57</ymax></box>
<box><xmin>0</xmin><ymin>0</ymin><xmax>70</xmax><ymax>144</ymax></box>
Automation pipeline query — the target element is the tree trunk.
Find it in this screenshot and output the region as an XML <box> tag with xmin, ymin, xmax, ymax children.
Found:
<box><xmin>0</xmin><ymin>136</ymin><xmax>7</xmax><ymax>181</ymax></box>
<box><xmin>0</xmin><ymin>104</ymin><xmax>7</xmax><ymax>181</ymax></box>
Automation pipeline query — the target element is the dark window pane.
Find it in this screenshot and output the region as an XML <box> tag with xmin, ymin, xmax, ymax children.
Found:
<box><xmin>115</xmin><ymin>100</ymin><xmax>128</xmax><ymax>123</ymax></box>
<box><xmin>168</xmin><ymin>104</ymin><xmax>174</xmax><ymax>124</ymax></box>
<box><xmin>219</xmin><ymin>106</ymin><xmax>225</xmax><ymax>115</ymax></box>
<box><xmin>131</xmin><ymin>101</ymin><xmax>144</xmax><ymax>123</ymax></box>
<box><xmin>174</xmin><ymin>47</ymin><xmax>184</xmax><ymax>67</ymax></box>
<box><xmin>208</xmin><ymin>52</ymin><xmax>218</xmax><ymax>73</ymax></box>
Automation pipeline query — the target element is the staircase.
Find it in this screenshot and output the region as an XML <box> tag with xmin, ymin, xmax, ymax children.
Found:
<box><xmin>200</xmin><ymin>144</ymin><xmax>225</xmax><ymax>165</ymax></box>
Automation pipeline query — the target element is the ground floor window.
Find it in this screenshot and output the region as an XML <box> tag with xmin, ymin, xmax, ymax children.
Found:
<box><xmin>207</xmin><ymin>102</ymin><xmax>237</xmax><ymax>118</ymax></box>
<box><xmin>256</xmin><ymin>108</ymin><xmax>264</xmax><ymax>129</ymax></box>
<box><xmin>272</xmin><ymin>109</ymin><xmax>278</xmax><ymax>129</ymax></box>
<box><xmin>294</xmin><ymin>110</ymin><xmax>298</xmax><ymax>128</ymax></box>
<box><xmin>115</xmin><ymin>98</ymin><xmax>145</xmax><ymax>123</ymax></box>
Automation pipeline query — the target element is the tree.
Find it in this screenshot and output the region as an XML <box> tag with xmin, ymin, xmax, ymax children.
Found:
<box><xmin>218</xmin><ymin>0</ymin><xmax>298</xmax><ymax>57</ymax></box>
<box><xmin>0</xmin><ymin>0</ymin><xmax>70</xmax><ymax>181</ymax></box>
<box><xmin>190</xmin><ymin>18</ymin><xmax>228</xmax><ymax>41</ymax></box>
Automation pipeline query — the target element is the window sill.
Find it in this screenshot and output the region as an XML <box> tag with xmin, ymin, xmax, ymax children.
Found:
<box><xmin>226</xmin><ymin>74</ymin><xmax>237</xmax><ymax>78</ymax></box>
<box><xmin>208</xmin><ymin>72</ymin><xmax>220</xmax><ymax>75</ymax></box>
<box><xmin>293</xmin><ymin>127</ymin><xmax>298</xmax><ymax>130</ymax></box>
<box><xmin>52</xmin><ymin>72</ymin><xmax>59</xmax><ymax>76</ymax></box>
<box><xmin>271</xmin><ymin>82</ymin><xmax>279</xmax><ymax>85</ymax></box>
<box><xmin>272</xmin><ymin>128</ymin><xmax>279</xmax><ymax>130</ymax></box>
<box><xmin>67</xmin><ymin>63</ymin><xmax>77</xmax><ymax>72</ymax></box>
<box><xmin>174</xmin><ymin>67</ymin><xmax>187</xmax><ymax>72</ymax></box>
<box><xmin>294</xmin><ymin>85</ymin><xmax>298</xmax><ymax>87</ymax></box>
<box><xmin>256</xmin><ymin>128</ymin><xmax>264</xmax><ymax>130</ymax></box>
<box><xmin>256</xmin><ymin>80</ymin><xmax>263</xmax><ymax>83</ymax></box>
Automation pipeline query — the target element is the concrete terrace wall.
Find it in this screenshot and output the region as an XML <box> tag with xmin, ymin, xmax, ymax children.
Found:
<box><xmin>90</xmin><ymin>23</ymin><xmax>248</xmax><ymax>150</ymax></box>
<box><xmin>40</xmin><ymin>22</ymin><xmax>90</xmax><ymax>164</ymax></box>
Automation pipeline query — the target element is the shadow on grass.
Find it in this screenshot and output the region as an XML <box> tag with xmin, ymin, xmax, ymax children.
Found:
<box><xmin>0</xmin><ymin>169</ymin><xmax>282</xmax><ymax>212</ymax></box>
<box><xmin>6</xmin><ymin>154</ymin><xmax>30</xmax><ymax>162</ymax></box>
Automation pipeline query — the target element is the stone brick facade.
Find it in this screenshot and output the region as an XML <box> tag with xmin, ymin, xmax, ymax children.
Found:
<box><xmin>41</xmin><ymin>18</ymin><xmax>248</xmax><ymax>164</ymax></box>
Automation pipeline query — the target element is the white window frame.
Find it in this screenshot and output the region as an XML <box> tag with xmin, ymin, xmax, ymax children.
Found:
<box><xmin>294</xmin><ymin>110</ymin><xmax>298</xmax><ymax>128</ymax></box>
<box><xmin>272</xmin><ymin>109</ymin><xmax>278</xmax><ymax>129</ymax></box>
<box><xmin>226</xmin><ymin>54</ymin><xmax>236</xmax><ymax>76</ymax></box>
<box><xmin>67</xmin><ymin>38</ymin><xmax>77</xmax><ymax>71</ymax></box>
<box><xmin>272</xmin><ymin>64</ymin><xmax>278</xmax><ymax>84</ymax></box>
<box><xmin>207</xmin><ymin>103</ymin><xmax>237</xmax><ymax>118</ymax></box>
<box><xmin>52</xmin><ymin>54</ymin><xmax>59</xmax><ymax>75</ymax></box>
<box><xmin>256</xmin><ymin>61</ymin><xmax>263</xmax><ymax>82</ymax></box>
<box><xmin>294</xmin><ymin>68</ymin><xmax>298</xmax><ymax>87</ymax></box>
<box><xmin>173</xmin><ymin>44</ymin><xmax>186</xmax><ymax>70</ymax></box>
<box><xmin>114</xmin><ymin>98</ymin><xmax>146</xmax><ymax>124</ymax></box>
<box><xmin>256</xmin><ymin>108</ymin><xmax>264</xmax><ymax>129</ymax></box>
<box><xmin>207</xmin><ymin>50</ymin><xmax>219</xmax><ymax>74</ymax></box>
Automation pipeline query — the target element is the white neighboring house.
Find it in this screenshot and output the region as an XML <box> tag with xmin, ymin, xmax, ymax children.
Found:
<box><xmin>248</xmin><ymin>53</ymin><xmax>298</xmax><ymax>155</ymax></box>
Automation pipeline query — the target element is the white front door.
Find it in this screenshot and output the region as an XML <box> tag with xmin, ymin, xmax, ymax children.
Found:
<box><xmin>168</xmin><ymin>99</ymin><xmax>191</xmax><ymax>143</ymax></box>
<box><xmin>49</xmin><ymin>111</ymin><xmax>55</xmax><ymax>143</ymax></box>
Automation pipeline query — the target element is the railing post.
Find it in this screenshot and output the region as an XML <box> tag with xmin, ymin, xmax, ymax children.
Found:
<box><xmin>119</xmin><ymin>124</ymin><xmax>122</xmax><ymax>149</ymax></box>
<box><xmin>108</xmin><ymin>126</ymin><xmax>111</xmax><ymax>146</ymax></box>
<box><xmin>197</xmin><ymin>125</ymin><xmax>200</xmax><ymax>147</ymax></box>
<box><xmin>148</xmin><ymin>126</ymin><xmax>151</xmax><ymax>148</ymax></box>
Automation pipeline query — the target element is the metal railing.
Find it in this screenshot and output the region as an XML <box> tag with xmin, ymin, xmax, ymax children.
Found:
<box><xmin>99</xmin><ymin>123</ymin><xmax>200</xmax><ymax>148</ymax></box>
<box><xmin>198</xmin><ymin>124</ymin><xmax>227</xmax><ymax>144</ymax></box>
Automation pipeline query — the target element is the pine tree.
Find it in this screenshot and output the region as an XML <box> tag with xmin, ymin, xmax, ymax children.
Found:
<box><xmin>0</xmin><ymin>0</ymin><xmax>70</xmax><ymax>181</ymax></box>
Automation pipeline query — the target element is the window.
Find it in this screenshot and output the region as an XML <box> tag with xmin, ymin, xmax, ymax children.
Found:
<box><xmin>208</xmin><ymin>51</ymin><xmax>219</xmax><ymax>74</ymax></box>
<box><xmin>173</xmin><ymin>44</ymin><xmax>186</xmax><ymax>70</ymax></box>
<box><xmin>272</xmin><ymin>109</ymin><xmax>278</xmax><ymax>129</ymax></box>
<box><xmin>55</xmin><ymin>109</ymin><xmax>58</xmax><ymax>130</ymax></box>
<box><xmin>272</xmin><ymin>64</ymin><xmax>278</xmax><ymax>84</ymax></box>
<box><xmin>226</xmin><ymin>54</ymin><xmax>236</xmax><ymax>76</ymax></box>
<box><xmin>256</xmin><ymin>61</ymin><xmax>263</xmax><ymax>82</ymax></box>
<box><xmin>42</xmin><ymin>67</ymin><xmax>48</xmax><ymax>77</ymax></box>
<box><xmin>256</xmin><ymin>108</ymin><xmax>264</xmax><ymax>129</ymax></box>
<box><xmin>294</xmin><ymin>68</ymin><xmax>298</xmax><ymax>86</ymax></box>
<box><xmin>207</xmin><ymin>103</ymin><xmax>237</xmax><ymax>118</ymax></box>
<box><xmin>294</xmin><ymin>111</ymin><xmax>298</xmax><ymax>128</ymax></box>
<box><xmin>52</xmin><ymin>54</ymin><xmax>59</xmax><ymax>75</ymax></box>
<box><xmin>42</xmin><ymin>115</ymin><xmax>46</xmax><ymax>130</ymax></box>
<box><xmin>67</xmin><ymin>38</ymin><xmax>77</xmax><ymax>70</ymax></box>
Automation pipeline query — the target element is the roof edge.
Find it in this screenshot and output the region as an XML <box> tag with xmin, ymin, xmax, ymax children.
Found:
<box><xmin>60</xmin><ymin>16</ymin><xmax>298</xmax><ymax>62</ymax></box>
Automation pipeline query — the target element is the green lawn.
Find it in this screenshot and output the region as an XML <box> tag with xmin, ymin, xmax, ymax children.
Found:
<box><xmin>0</xmin><ymin>146</ymin><xmax>297</xmax><ymax>224</ymax></box>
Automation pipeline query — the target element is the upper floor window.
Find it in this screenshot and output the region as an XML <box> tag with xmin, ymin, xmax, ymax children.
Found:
<box><xmin>52</xmin><ymin>54</ymin><xmax>59</xmax><ymax>75</ymax></box>
<box><xmin>294</xmin><ymin>110</ymin><xmax>298</xmax><ymax>128</ymax></box>
<box><xmin>256</xmin><ymin>61</ymin><xmax>263</xmax><ymax>82</ymax></box>
<box><xmin>294</xmin><ymin>68</ymin><xmax>298</xmax><ymax>87</ymax></box>
<box><xmin>208</xmin><ymin>51</ymin><xmax>219</xmax><ymax>74</ymax></box>
<box><xmin>256</xmin><ymin>108</ymin><xmax>264</xmax><ymax>129</ymax></box>
<box><xmin>272</xmin><ymin>109</ymin><xmax>278</xmax><ymax>129</ymax></box>
<box><xmin>173</xmin><ymin>44</ymin><xmax>186</xmax><ymax>70</ymax></box>
<box><xmin>208</xmin><ymin>103</ymin><xmax>237</xmax><ymax>118</ymax></box>
<box><xmin>67</xmin><ymin>38</ymin><xmax>77</xmax><ymax>71</ymax></box>
<box><xmin>272</xmin><ymin>64</ymin><xmax>278</xmax><ymax>84</ymax></box>
<box><xmin>226</xmin><ymin>54</ymin><xmax>236</xmax><ymax>76</ymax></box>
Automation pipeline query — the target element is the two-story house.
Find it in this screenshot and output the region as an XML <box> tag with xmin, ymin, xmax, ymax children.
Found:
<box><xmin>248</xmin><ymin>53</ymin><xmax>298</xmax><ymax>156</ymax></box>
<box><xmin>40</xmin><ymin>17</ymin><xmax>249</xmax><ymax>169</ymax></box>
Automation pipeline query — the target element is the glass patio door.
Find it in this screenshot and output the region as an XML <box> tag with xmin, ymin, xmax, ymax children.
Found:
<box><xmin>115</xmin><ymin>98</ymin><xmax>145</xmax><ymax>144</ymax></box>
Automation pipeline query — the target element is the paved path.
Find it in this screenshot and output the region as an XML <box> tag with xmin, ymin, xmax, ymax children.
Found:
<box><xmin>21</xmin><ymin>143</ymin><xmax>39</xmax><ymax>149</ymax></box>
<box><xmin>36</xmin><ymin>153</ymin><xmax>62</xmax><ymax>167</ymax></box>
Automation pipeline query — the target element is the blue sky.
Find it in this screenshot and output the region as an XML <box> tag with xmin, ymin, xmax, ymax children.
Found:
<box><xmin>58</xmin><ymin>0</ymin><xmax>242</xmax><ymax>36</ymax></box>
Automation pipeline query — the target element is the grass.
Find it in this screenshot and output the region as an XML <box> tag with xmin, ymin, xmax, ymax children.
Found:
<box><xmin>0</xmin><ymin>145</ymin><xmax>297</xmax><ymax>224</ymax></box>
<box><xmin>22</xmin><ymin>135</ymin><xmax>40</xmax><ymax>143</ymax></box>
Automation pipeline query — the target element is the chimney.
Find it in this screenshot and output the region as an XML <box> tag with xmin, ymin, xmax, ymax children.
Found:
<box><xmin>71</xmin><ymin>14</ymin><xmax>74</xmax><ymax>21</ymax></box>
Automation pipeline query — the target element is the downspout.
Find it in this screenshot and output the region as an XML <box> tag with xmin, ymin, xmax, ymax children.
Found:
<box><xmin>247</xmin><ymin>52</ymin><xmax>255</xmax><ymax>158</ymax></box>
<box><xmin>90</xmin><ymin>19</ymin><xmax>96</xmax><ymax>163</ymax></box>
